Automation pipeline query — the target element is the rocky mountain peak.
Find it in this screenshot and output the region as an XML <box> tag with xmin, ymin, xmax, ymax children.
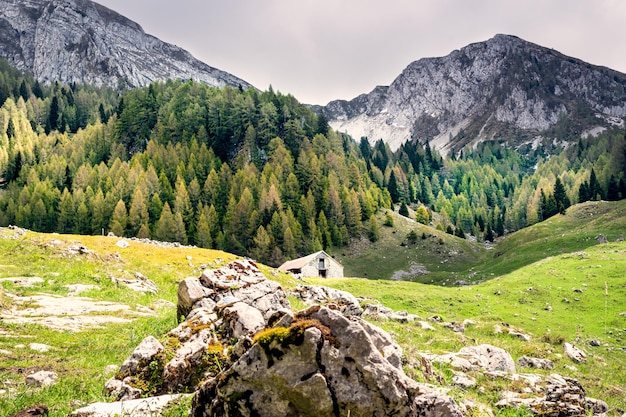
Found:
<box><xmin>321</xmin><ymin>34</ymin><xmax>626</xmax><ymax>154</ymax></box>
<box><xmin>0</xmin><ymin>0</ymin><xmax>253</xmax><ymax>89</ymax></box>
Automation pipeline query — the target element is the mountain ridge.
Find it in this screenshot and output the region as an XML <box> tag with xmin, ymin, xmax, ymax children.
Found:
<box><xmin>0</xmin><ymin>0</ymin><xmax>253</xmax><ymax>90</ymax></box>
<box><xmin>319</xmin><ymin>34</ymin><xmax>626</xmax><ymax>154</ymax></box>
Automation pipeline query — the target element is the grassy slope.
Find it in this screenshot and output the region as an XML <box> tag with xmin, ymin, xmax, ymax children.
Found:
<box><xmin>337</xmin><ymin>200</ymin><xmax>626</xmax><ymax>284</ymax></box>
<box><xmin>0</xmin><ymin>200</ymin><xmax>625</xmax><ymax>415</ymax></box>
<box><xmin>334</xmin><ymin>208</ymin><xmax>486</xmax><ymax>284</ymax></box>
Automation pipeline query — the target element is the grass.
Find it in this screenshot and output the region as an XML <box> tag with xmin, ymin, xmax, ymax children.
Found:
<box><xmin>1</xmin><ymin>200</ymin><xmax>625</xmax><ymax>415</ymax></box>
<box><xmin>0</xmin><ymin>231</ymin><xmax>234</xmax><ymax>417</ymax></box>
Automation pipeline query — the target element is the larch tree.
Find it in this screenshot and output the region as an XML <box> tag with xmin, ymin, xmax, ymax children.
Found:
<box><xmin>109</xmin><ymin>199</ymin><xmax>128</xmax><ymax>237</ymax></box>
<box><xmin>154</xmin><ymin>202</ymin><xmax>176</xmax><ymax>242</ymax></box>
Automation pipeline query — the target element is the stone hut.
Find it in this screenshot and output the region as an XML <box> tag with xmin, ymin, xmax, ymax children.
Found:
<box><xmin>278</xmin><ymin>250</ymin><xmax>343</xmax><ymax>278</ymax></box>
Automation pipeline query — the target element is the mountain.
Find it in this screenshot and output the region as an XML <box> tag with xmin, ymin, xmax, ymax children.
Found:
<box><xmin>319</xmin><ymin>34</ymin><xmax>626</xmax><ymax>154</ymax></box>
<box><xmin>0</xmin><ymin>0</ymin><xmax>253</xmax><ymax>89</ymax></box>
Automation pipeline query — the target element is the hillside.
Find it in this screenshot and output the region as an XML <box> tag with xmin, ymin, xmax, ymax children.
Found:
<box><xmin>1</xmin><ymin>214</ymin><xmax>625</xmax><ymax>415</ymax></box>
<box><xmin>0</xmin><ymin>0</ymin><xmax>252</xmax><ymax>90</ymax></box>
<box><xmin>336</xmin><ymin>200</ymin><xmax>626</xmax><ymax>283</ymax></box>
<box><xmin>320</xmin><ymin>34</ymin><xmax>626</xmax><ymax>154</ymax></box>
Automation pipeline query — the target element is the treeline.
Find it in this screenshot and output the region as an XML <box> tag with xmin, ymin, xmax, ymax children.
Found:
<box><xmin>0</xmin><ymin>60</ymin><xmax>625</xmax><ymax>266</ymax></box>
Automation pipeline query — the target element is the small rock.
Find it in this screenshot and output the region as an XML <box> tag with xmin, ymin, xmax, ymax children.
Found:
<box><xmin>453</xmin><ymin>371</ymin><xmax>476</xmax><ymax>388</ymax></box>
<box><xmin>29</xmin><ymin>343</ymin><xmax>52</xmax><ymax>353</ymax></box>
<box><xmin>564</xmin><ymin>343</ymin><xmax>587</xmax><ymax>363</ymax></box>
<box><xmin>458</xmin><ymin>344</ymin><xmax>516</xmax><ymax>374</ymax></box>
<box><xmin>70</xmin><ymin>394</ymin><xmax>191</xmax><ymax>417</ymax></box>
<box><xmin>116</xmin><ymin>239</ymin><xmax>130</xmax><ymax>248</ymax></box>
<box><xmin>66</xmin><ymin>284</ymin><xmax>100</xmax><ymax>296</ymax></box>
<box><xmin>509</xmin><ymin>331</ymin><xmax>531</xmax><ymax>342</ymax></box>
<box><xmin>417</xmin><ymin>321</ymin><xmax>435</xmax><ymax>331</ymax></box>
<box><xmin>517</xmin><ymin>356</ymin><xmax>554</xmax><ymax>370</ymax></box>
<box><xmin>26</xmin><ymin>371</ymin><xmax>58</xmax><ymax>387</ymax></box>
<box><xmin>589</xmin><ymin>339</ymin><xmax>601</xmax><ymax>347</ymax></box>
<box><xmin>7</xmin><ymin>404</ymin><xmax>49</xmax><ymax>417</ymax></box>
<box><xmin>0</xmin><ymin>277</ymin><xmax>45</xmax><ymax>287</ymax></box>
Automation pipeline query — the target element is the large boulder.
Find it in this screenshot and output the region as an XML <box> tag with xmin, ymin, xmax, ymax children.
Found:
<box><xmin>192</xmin><ymin>305</ymin><xmax>463</xmax><ymax>417</ymax></box>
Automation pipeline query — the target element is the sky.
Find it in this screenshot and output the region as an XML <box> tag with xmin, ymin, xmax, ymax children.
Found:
<box><xmin>96</xmin><ymin>0</ymin><xmax>626</xmax><ymax>105</ymax></box>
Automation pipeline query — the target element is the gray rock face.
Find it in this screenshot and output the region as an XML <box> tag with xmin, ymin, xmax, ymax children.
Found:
<box><xmin>193</xmin><ymin>305</ymin><xmax>462</xmax><ymax>417</ymax></box>
<box><xmin>320</xmin><ymin>34</ymin><xmax>626</xmax><ymax>154</ymax></box>
<box><xmin>0</xmin><ymin>0</ymin><xmax>253</xmax><ymax>90</ymax></box>
<box><xmin>105</xmin><ymin>335</ymin><xmax>164</xmax><ymax>401</ymax></box>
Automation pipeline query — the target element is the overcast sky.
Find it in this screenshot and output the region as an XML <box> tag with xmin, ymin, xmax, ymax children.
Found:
<box><xmin>96</xmin><ymin>0</ymin><xmax>626</xmax><ymax>105</ymax></box>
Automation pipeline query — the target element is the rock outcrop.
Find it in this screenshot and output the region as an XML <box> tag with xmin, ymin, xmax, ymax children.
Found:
<box><xmin>101</xmin><ymin>260</ymin><xmax>462</xmax><ymax>417</ymax></box>
<box><xmin>193</xmin><ymin>305</ymin><xmax>462</xmax><ymax>417</ymax></box>
<box><xmin>319</xmin><ymin>34</ymin><xmax>626</xmax><ymax>154</ymax></box>
<box><xmin>0</xmin><ymin>0</ymin><xmax>253</xmax><ymax>90</ymax></box>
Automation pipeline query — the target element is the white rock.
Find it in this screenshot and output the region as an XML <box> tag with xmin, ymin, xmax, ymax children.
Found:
<box><xmin>564</xmin><ymin>342</ymin><xmax>587</xmax><ymax>363</ymax></box>
<box><xmin>417</xmin><ymin>321</ymin><xmax>436</xmax><ymax>331</ymax></box>
<box><xmin>26</xmin><ymin>370</ymin><xmax>58</xmax><ymax>387</ymax></box>
<box><xmin>116</xmin><ymin>239</ymin><xmax>130</xmax><ymax>248</ymax></box>
<box><xmin>70</xmin><ymin>394</ymin><xmax>191</xmax><ymax>417</ymax></box>
<box><xmin>66</xmin><ymin>284</ymin><xmax>101</xmax><ymax>296</ymax></box>
<box><xmin>29</xmin><ymin>343</ymin><xmax>52</xmax><ymax>352</ymax></box>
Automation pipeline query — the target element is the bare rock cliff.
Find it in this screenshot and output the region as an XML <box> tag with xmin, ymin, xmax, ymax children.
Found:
<box><xmin>0</xmin><ymin>0</ymin><xmax>253</xmax><ymax>89</ymax></box>
<box><xmin>320</xmin><ymin>34</ymin><xmax>626</xmax><ymax>154</ymax></box>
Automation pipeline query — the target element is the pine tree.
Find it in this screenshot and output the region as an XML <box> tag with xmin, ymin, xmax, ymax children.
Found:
<box><xmin>251</xmin><ymin>225</ymin><xmax>272</xmax><ymax>264</ymax></box>
<box><xmin>368</xmin><ymin>215</ymin><xmax>380</xmax><ymax>242</ymax></box>
<box><xmin>57</xmin><ymin>189</ymin><xmax>75</xmax><ymax>233</ymax></box>
<box><xmin>75</xmin><ymin>202</ymin><xmax>90</xmax><ymax>235</ymax></box>
<box><xmin>91</xmin><ymin>189</ymin><xmax>107</xmax><ymax>235</ymax></box>
<box><xmin>173</xmin><ymin>211</ymin><xmax>188</xmax><ymax>244</ymax></box>
<box><xmin>415</xmin><ymin>205</ymin><xmax>430</xmax><ymax>224</ymax></box>
<box><xmin>109</xmin><ymin>199</ymin><xmax>128</xmax><ymax>237</ymax></box>
<box><xmin>128</xmin><ymin>188</ymin><xmax>149</xmax><ymax>236</ymax></box>
<box><xmin>195</xmin><ymin>210</ymin><xmax>212</xmax><ymax>248</ymax></box>
<box><xmin>154</xmin><ymin>202</ymin><xmax>176</xmax><ymax>242</ymax></box>
<box><xmin>399</xmin><ymin>202</ymin><xmax>409</xmax><ymax>217</ymax></box>
<box><xmin>553</xmin><ymin>177</ymin><xmax>570</xmax><ymax>215</ymax></box>
<box><xmin>606</xmin><ymin>175</ymin><xmax>619</xmax><ymax>201</ymax></box>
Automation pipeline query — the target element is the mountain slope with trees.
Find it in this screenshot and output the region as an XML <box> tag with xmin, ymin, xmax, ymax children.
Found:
<box><xmin>0</xmin><ymin>59</ymin><xmax>624</xmax><ymax>269</ymax></box>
